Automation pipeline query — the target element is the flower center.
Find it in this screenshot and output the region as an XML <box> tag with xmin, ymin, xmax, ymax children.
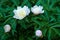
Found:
<box><xmin>19</xmin><ymin>10</ymin><xmax>26</xmax><ymax>16</ymax></box>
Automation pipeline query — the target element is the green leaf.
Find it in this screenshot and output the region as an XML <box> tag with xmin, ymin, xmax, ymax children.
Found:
<box><xmin>11</xmin><ymin>0</ymin><xmax>19</xmax><ymax>6</ymax></box>
<box><xmin>48</xmin><ymin>29</ymin><xmax>51</xmax><ymax>40</ymax></box>
<box><xmin>18</xmin><ymin>20</ymin><xmax>26</xmax><ymax>29</ymax></box>
<box><xmin>52</xmin><ymin>28</ymin><xmax>60</xmax><ymax>36</ymax></box>
<box><xmin>10</xmin><ymin>19</ymin><xmax>16</xmax><ymax>35</ymax></box>
<box><xmin>52</xmin><ymin>24</ymin><xmax>60</xmax><ymax>28</ymax></box>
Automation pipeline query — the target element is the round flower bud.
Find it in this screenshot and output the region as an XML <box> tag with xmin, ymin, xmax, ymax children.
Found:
<box><xmin>4</xmin><ymin>24</ymin><xmax>11</xmax><ymax>32</ymax></box>
<box><xmin>35</xmin><ymin>30</ymin><xmax>42</xmax><ymax>37</ymax></box>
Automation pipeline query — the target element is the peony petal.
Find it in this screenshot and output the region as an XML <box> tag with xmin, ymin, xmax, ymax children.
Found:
<box><xmin>40</xmin><ymin>10</ymin><xmax>44</xmax><ymax>13</ymax></box>
<box><xmin>39</xmin><ymin>6</ymin><xmax>43</xmax><ymax>10</ymax></box>
<box><xmin>13</xmin><ymin>9</ymin><xmax>17</xmax><ymax>13</ymax></box>
<box><xmin>23</xmin><ymin>6</ymin><xmax>30</xmax><ymax>15</ymax></box>
<box><xmin>33</xmin><ymin>5</ymin><xmax>38</xmax><ymax>8</ymax></box>
<box><xmin>17</xmin><ymin>6</ymin><xmax>22</xmax><ymax>10</ymax></box>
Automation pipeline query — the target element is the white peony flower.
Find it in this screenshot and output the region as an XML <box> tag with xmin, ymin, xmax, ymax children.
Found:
<box><xmin>13</xmin><ymin>6</ymin><xmax>30</xmax><ymax>20</ymax></box>
<box><xmin>35</xmin><ymin>30</ymin><xmax>42</xmax><ymax>37</ymax></box>
<box><xmin>4</xmin><ymin>24</ymin><xmax>11</xmax><ymax>32</ymax></box>
<box><xmin>31</xmin><ymin>5</ymin><xmax>44</xmax><ymax>15</ymax></box>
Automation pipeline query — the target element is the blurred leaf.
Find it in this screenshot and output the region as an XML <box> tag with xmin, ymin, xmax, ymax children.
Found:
<box><xmin>52</xmin><ymin>28</ymin><xmax>60</xmax><ymax>36</ymax></box>
<box><xmin>11</xmin><ymin>0</ymin><xmax>20</xmax><ymax>6</ymax></box>
<box><xmin>48</xmin><ymin>29</ymin><xmax>51</xmax><ymax>40</ymax></box>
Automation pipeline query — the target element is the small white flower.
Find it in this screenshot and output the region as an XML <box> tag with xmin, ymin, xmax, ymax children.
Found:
<box><xmin>31</xmin><ymin>5</ymin><xmax>44</xmax><ymax>15</ymax></box>
<box><xmin>13</xmin><ymin>6</ymin><xmax>30</xmax><ymax>20</ymax></box>
<box><xmin>35</xmin><ymin>30</ymin><xmax>42</xmax><ymax>37</ymax></box>
<box><xmin>4</xmin><ymin>24</ymin><xmax>11</xmax><ymax>32</ymax></box>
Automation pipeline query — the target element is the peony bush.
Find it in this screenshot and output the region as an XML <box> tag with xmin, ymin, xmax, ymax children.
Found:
<box><xmin>0</xmin><ymin>0</ymin><xmax>60</xmax><ymax>40</ymax></box>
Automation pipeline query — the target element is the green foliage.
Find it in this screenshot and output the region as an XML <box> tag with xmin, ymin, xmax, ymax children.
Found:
<box><xmin>0</xmin><ymin>0</ymin><xmax>60</xmax><ymax>40</ymax></box>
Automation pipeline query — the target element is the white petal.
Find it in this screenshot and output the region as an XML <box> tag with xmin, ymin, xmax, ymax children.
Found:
<box><xmin>40</xmin><ymin>10</ymin><xmax>44</xmax><ymax>13</ymax></box>
<box><xmin>23</xmin><ymin>6</ymin><xmax>30</xmax><ymax>15</ymax></box>
<box><xmin>33</xmin><ymin>5</ymin><xmax>38</xmax><ymax>8</ymax></box>
<box><xmin>13</xmin><ymin>9</ymin><xmax>17</xmax><ymax>13</ymax></box>
<box><xmin>17</xmin><ymin>6</ymin><xmax>22</xmax><ymax>10</ymax></box>
<box><xmin>13</xmin><ymin>16</ymin><xmax>17</xmax><ymax>19</ymax></box>
<box><xmin>23</xmin><ymin>6</ymin><xmax>27</xmax><ymax>8</ymax></box>
<box><xmin>13</xmin><ymin>15</ymin><xmax>20</xmax><ymax>19</ymax></box>
<box><xmin>39</xmin><ymin>6</ymin><xmax>43</xmax><ymax>10</ymax></box>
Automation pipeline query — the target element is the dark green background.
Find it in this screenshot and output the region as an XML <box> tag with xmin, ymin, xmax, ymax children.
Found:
<box><xmin>0</xmin><ymin>0</ymin><xmax>60</xmax><ymax>40</ymax></box>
